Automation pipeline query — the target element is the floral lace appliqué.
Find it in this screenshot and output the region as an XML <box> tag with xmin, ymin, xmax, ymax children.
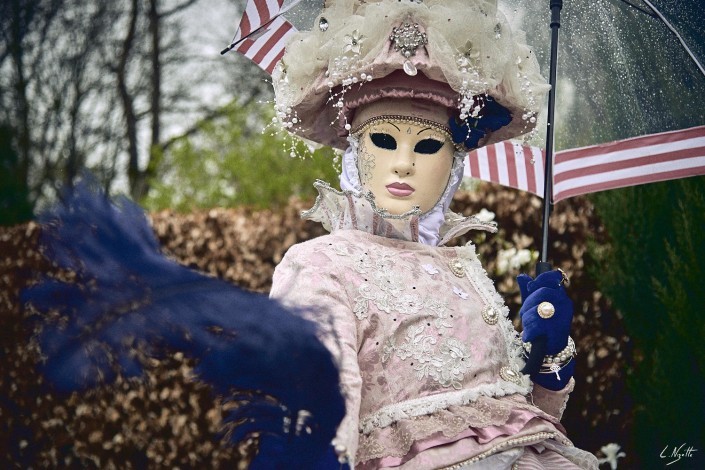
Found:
<box><xmin>352</xmin><ymin>253</ymin><xmax>423</xmax><ymax>320</ymax></box>
<box><xmin>357</xmin><ymin>396</ymin><xmax>518</xmax><ymax>463</ymax></box>
<box><xmin>431</xmin><ymin>338</ymin><xmax>472</xmax><ymax>389</ymax></box>
<box><xmin>383</xmin><ymin>325</ymin><xmax>471</xmax><ymax>390</ymax></box>
<box><xmin>424</xmin><ymin>297</ymin><xmax>453</xmax><ymax>335</ymax></box>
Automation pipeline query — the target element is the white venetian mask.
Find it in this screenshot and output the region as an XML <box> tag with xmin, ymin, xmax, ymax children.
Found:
<box><xmin>353</xmin><ymin>117</ymin><xmax>455</xmax><ymax>215</ymax></box>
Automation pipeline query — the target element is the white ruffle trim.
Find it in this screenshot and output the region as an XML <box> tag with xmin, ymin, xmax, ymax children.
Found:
<box><xmin>302</xmin><ymin>180</ymin><xmax>498</xmax><ymax>244</ymax></box>
<box><xmin>359</xmin><ymin>379</ymin><xmax>529</xmax><ymax>435</ymax></box>
<box><xmin>457</xmin><ymin>244</ymin><xmax>528</xmax><ymax>377</ymax></box>
<box><xmin>438</xmin><ymin>211</ymin><xmax>498</xmax><ymax>246</ymax></box>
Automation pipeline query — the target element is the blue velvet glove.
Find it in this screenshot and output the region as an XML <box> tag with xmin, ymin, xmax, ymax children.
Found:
<box><xmin>449</xmin><ymin>96</ymin><xmax>512</xmax><ymax>149</ymax></box>
<box><xmin>517</xmin><ymin>270</ymin><xmax>574</xmax><ymax>390</ymax></box>
<box><xmin>307</xmin><ymin>445</ymin><xmax>351</xmax><ymax>470</ymax></box>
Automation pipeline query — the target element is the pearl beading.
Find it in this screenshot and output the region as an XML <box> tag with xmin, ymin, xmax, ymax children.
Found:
<box><xmin>439</xmin><ymin>431</ymin><xmax>564</xmax><ymax>469</ymax></box>
<box><xmin>523</xmin><ymin>336</ymin><xmax>576</xmax><ymax>364</ymax></box>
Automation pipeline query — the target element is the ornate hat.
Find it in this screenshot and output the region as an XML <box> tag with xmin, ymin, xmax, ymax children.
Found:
<box><xmin>273</xmin><ymin>0</ymin><xmax>549</xmax><ymax>150</ymax></box>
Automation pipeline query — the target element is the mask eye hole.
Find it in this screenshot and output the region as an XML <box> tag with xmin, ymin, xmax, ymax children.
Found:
<box><xmin>414</xmin><ymin>138</ymin><xmax>445</xmax><ymax>154</ymax></box>
<box><xmin>370</xmin><ymin>133</ymin><xmax>397</xmax><ymax>150</ymax></box>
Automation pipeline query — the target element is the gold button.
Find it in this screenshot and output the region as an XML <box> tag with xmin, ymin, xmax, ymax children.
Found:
<box><xmin>500</xmin><ymin>366</ymin><xmax>522</xmax><ymax>384</ymax></box>
<box><xmin>482</xmin><ymin>305</ymin><xmax>499</xmax><ymax>325</ymax></box>
<box><xmin>537</xmin><ymin>301</ymin><xmax>555</xmax><ymax>319</ymax></box>
<box><xmin>449</xmin><ymin>259</ymin><xmax>465</xmax><ymax>277</ymax></box>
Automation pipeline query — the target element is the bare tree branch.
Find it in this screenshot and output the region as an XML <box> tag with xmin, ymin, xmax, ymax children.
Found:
<box><xmin>159</xmin><ymin>105</ymin><xmax>232</xmax><ymax>152</ymax></box>
<box><xmin>159</xmin><ymin>0</ymin><xmax>200</xmax><ymax>18</ymax></box>
<box><xmin>3</xmin><ymin>0</ymin><xmax>259</xmax><ymax>210</ymax></box>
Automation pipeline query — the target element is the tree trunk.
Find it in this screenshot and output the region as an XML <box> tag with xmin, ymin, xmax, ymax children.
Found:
<box><xmin>136</xmin><ymin>0</ymin><xmax>162</xmax><ymax>201</ymax></box>
<box><xmin>9</xmin><ymin>1</ymin><xmax>32</xmax><ymax>204</ymax></box>
<box><xmin>117</xmin><ymin>0</ymin><xmax>140</xmax><ymax>200</ymax></box>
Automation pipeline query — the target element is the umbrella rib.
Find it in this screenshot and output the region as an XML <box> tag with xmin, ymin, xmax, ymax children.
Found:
<box><xmin>227</xmin><ymin>0</ymin><xmax>301</xmax><ymax>50</ymax></box>
<box><xmin>222</xmin><ymin>0</ymin><xmax>303</xmax><ymax>54</ymax></box>
<box><xmin>636</xmin><ymin>0</ymin><xmax>705</xmax><ymax>78</ymax></box>
<box><xmin>617</xmin><ymin>0</ymin><xmax>657</xmax><ymax>18</ymax></box>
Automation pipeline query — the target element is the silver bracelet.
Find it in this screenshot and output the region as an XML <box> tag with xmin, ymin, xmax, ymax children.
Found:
<box><xmin>538</xmin><ymin>356</ymin><xmax>573</xmax><ymax>380</ymax></box>
<box><xmin>523</xmin><ymin>336</ymin><xmax>576</xmax><ymax>364</ymax></box>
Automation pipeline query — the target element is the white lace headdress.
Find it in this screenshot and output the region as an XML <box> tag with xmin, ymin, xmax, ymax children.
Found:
<box><xmin>272</xmin><ymin>0</ymin><xmax>549</xmax><ymax>149</ymax></box>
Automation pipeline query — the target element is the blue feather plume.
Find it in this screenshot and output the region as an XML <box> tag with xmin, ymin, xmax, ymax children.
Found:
<box><xmin>23</xmin><ymin>180</ymin><xmax>345</xmax><ymax>469</ymax></box>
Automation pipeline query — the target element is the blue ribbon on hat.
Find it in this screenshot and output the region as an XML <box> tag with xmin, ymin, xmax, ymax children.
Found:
<box><xmin>449</xmin><ymin>96</ymin><xmax>512</xmax><ymax>150</ymax></box>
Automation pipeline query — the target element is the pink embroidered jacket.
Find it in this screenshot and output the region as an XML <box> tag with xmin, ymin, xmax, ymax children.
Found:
<box><xmin>270</xmin><ymin>184</ymin><xmax>596</xmax><ymax>469</ymax></box>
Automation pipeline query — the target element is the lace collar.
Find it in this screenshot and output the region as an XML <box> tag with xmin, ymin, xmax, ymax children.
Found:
<box><xmin>302</xmin><ymin>180</ymin><xmax>497</xmax><ymax>246</ymax></box>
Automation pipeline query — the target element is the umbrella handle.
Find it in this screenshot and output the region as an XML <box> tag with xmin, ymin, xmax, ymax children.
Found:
<box><xmin>520</xmin><ymin>261</ymin><xmax>553</xmax><ymax>376</ymax></box>
<box><xmin>539</xmin><ymin>0</ymin><xmax>562</xmax><ymax>264</ymax></box>
<box><xmin>528</xmin><ymin>0</ymin><xmax>563</xmax><ymax>377</ymax></box>
<box><xmin>520</xmin><ymin>336</ymin><xmax>547</xmax><ymax>376</ymax></box>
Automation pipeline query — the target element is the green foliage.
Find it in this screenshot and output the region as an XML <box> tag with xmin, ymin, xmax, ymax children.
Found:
<box><xmin>142</xmin><ymin>101</ymin><xmax>339</xmax><ymax>211</ymax></box>
<box><xmin>0</xmin><ymin>125</ymin><xmax>33</xmax><ymax>226</ymax></box>
<box><xmin>590</xmin><ymin>177</ymin><xmax>705</xmax><ymax>466</ymax></box>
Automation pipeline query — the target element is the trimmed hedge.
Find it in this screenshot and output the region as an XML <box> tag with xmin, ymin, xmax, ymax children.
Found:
<box><xmin>0</xmin><ymin>184</ymin><xmax>633</xmax><ymax>467</ymax></box>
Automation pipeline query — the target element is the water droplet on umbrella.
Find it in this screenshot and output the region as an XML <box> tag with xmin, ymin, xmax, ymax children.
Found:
<box><xmin>403</xmin><ymin>60</ymin><xmax>418</xmax><ymax>76</ymax></box>
<box><xmin>319</xmin><ymin>18</ymin><xmax>329</xmax><ymax>32</ymax></box>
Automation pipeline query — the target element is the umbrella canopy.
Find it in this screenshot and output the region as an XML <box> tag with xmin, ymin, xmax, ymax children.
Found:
<box><xmin>224</xmin><ymin>0</ymin><xmax>705</xmax><ymax>383</ymax></box>
<box><xmin>224</xmin><ymin>0</ymin><xmax>705</xmax><ymax>265</ymax></box>
<box><xmin>502</xmin><ymin>0</ymin><xmax>705</xmax><ymax>150</ymax></box>
<box><xmin>226</xmin><ymin>0</ymin><xmax>704</xmax><ymax>150</ymax></box>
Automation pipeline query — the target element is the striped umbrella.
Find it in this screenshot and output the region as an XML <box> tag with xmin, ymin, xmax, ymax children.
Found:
<box><xmin>465</xmin><ymin>125</ymin><xmax>705</xmax><ymax>203</ymax></box>
<box><xmin>495</xmin><ymin>0</ymin><xmax>705</xmax><ymax>270</ymax></box>
<box><xmin>221</xmin><ymin>0</ymin><xmax>318</xmax><ymax>74</ymax></box>
<box><xmin>222</xmin><ymin>0</ymin><xmax>705</xmax><ymax>374</ymax></box>
<box><xmin>222</xmin><ymin>0</ymin><xmax>704</xmax><ymax>242</ymax></box>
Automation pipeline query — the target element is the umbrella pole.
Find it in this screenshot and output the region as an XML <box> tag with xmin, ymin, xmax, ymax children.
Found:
<box><xmin>537</xmin><ymin>0</ymin><xmax>563</xmax><ymax>276</ymax></box>
<box><xmin>522</xmin><ymin>0</ymin><xmax>564</xmax><ymax>376</ymax></box>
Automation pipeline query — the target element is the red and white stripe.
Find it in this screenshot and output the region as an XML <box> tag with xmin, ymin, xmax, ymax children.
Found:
<box><xmin>465</xmin><ymin>126</ymin><xmax>705</xmax><ymax>202</ymax></box>
<box><xmin>232</xmin><ymin>0</ymin><xmax>285</xmax><ymax>42</ymax></box>
<box><xmin>552</xmin><ymin>125</ymin><xmax>705</xmax><ymax>202</ymax></box>
<box><xmin>230</xmin><ymin>0</ymin><xmax>295</xmax><ymax>74</ymax></box>
<box><xmin>465</xmin><ymin>141</ymin><xmax>546</xmax><ymax>197</ymax></box>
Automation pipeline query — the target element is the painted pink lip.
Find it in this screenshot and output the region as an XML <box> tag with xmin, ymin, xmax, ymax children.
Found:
<box><xmin>386</xmin><ymin>182</ymin><xmax>415</xmax><ymax>197</ymax></box>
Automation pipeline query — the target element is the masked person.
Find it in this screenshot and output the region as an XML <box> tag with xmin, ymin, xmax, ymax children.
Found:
<box><xmin>269</xmin><ymin>0</ymin><xmax>599</xmax><ymax>468</ymax></box>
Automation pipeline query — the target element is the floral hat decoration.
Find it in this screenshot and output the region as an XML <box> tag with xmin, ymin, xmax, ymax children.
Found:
<box><xmin>272</xmin><ymin>0</ymin><xmax>549</xmax><ymax>151</ymax></box>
